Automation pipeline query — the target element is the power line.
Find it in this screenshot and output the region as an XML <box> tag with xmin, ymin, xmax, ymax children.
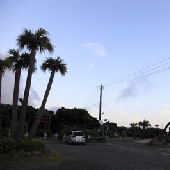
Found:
<box><xmin>84</xmin><ymin>57</ymin><xmax>170</xmax><ymax>110</ymax></box>
<box><xmin>104</xmin><ymin>57</ymin><xmax>170</xmax><ymax>86</ymax></box>
<box><xmin>83</xmin><ymin>88</ymin><xmax>99</xmax><ymax>107</ymax></box>
<box><xmin>105</xmin><ymin>65</ymin><xmax>170</xmax><ymax>86</ymax></box>
<box><xmin>54</xmin><ymin>56</ymin><xmax>170</xmax><ymax>104</ymax></box>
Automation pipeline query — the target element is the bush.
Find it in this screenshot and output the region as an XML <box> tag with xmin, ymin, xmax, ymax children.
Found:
<box><xmin>0</xmin><ymin>138</ymin><xmax>17</xmax><ymax>153</ymax></box>
<box><xmin>0</xmin><ymin>138</ymin><xmax>45</xmax><ymax>153</ymax></box>
<box><xmin>16</xmin><ymin>139</ymin><xmax>45</xmax><ymax>152</ymax></box>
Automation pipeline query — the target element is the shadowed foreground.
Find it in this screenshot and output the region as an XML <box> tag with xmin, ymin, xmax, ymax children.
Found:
<box><xmin>1</xmin><ymin>138</ymin><xmax>170</xmax><ymax>170</ymax></box>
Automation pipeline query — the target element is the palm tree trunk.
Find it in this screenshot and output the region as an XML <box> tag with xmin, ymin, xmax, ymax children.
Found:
<box><xmin>0</xmin><ymin>73</ymin><xmax>2</xmax><ymax>139</ymax></box>
<box><xmin>15</xmin><ymin>49</ymin><xmax>36</xmax><ymax>140</ymax></box>
<box><xmin>28</xmin><ymin>70</ymin><xmax>55</xmax><ymax>140</ymax></box>
<box><xmin>10</xmin><ymin>67</ymin><xmax>21</xmax><ymax>138</ymax></box>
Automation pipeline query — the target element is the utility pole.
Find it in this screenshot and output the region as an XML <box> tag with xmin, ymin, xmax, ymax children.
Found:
<box><xmin>99</xmin><ymin>84</ymin><xmax>104</xmax><ymax>120</ymax></box>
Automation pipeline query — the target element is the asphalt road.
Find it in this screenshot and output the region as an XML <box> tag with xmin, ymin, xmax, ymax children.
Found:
<box><xmin>45</xmin><ymin>138</ymin><xmax>170</xmax><ymax>170</ymax></box>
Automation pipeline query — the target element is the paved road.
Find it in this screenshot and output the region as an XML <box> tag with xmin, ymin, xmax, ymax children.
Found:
<box><xmin>45</xmin><ymin>138</ymin><xmax>170</xmax><ymax>170</ymax></box>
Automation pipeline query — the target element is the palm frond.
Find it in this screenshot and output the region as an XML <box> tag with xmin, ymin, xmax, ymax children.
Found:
<box><xmin>17</xmin><ymin>28</ymin><xmax>34</xmax><ymax>51</ymax></box>
<box><xmin>7</xmin><ymin>49</ymin><xmax>30</xmax><ymax>71</ymax></box>
<box><xmin>0</xmin><ymin>58</ymin><xmax>11</xmax><ymax>75</ymax></box>
<box><xmin>17</xmin><ymin>28</ymin><xmax>54</xmax><ymax>53</ymax></box>
<box><xmin>41</xmin><ymin>57</ymin><xmax>67</xmax><ymax>75</ymax></box>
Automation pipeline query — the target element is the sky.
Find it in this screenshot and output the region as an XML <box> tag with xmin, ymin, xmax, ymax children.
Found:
<box><xmin>0</xmin><ymin>0</ymin><xmax>170</xmax><ymax>128</ymax></box>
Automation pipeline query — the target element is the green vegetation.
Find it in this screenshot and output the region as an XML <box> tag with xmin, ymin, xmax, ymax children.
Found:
<box><xmin>50</xmin><ymin>107</ymin><xmax>100</xmax><ymax>139</ymax></box>
<box><xmin>0</xmin><ymin>150</ymin><xmax>72</xmax><ymax>170</ymax></box>
<box><xmin>0</xmin><ymin>138</ymin><xmax>45</xmax><ymax>153</ymax></box>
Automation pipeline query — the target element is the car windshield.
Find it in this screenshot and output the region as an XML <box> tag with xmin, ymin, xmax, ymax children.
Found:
<box><xmin>73</xmin><ymin>132</ymin><xmax>84</xmax><ymax>136</ymax></box>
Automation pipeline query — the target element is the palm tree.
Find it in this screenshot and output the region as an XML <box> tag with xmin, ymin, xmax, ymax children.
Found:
<box><xmin>7</xmin><ymin>49</ymin><xmax>30</xmax><ymax>138</ymax></box>
<box><xmin>15</xmin><ymin>28</ymin><xmax>54</xmax><ymax>140</ymax></box>
<box><xmin>28</xmin><ymin>57</ymin><xmax>67</xmax><ymax>140</ymax></box>
<box><xmin>138</xmin><ymin>119</ymin><xmax>150</xmax><ymax>130</ymax></box>
<box><xmin>0</xmin><ymin>58</ymin><xmax>11</xmax><ymax>138</ymax></box>
<box><xmin>138</xmin><ymin>119</ymin><xmax>151</xmax><ymax>138</ymax></box>
<box><xmin>130</xmin><ymin>122</ymin><xmax>138</xmax><ymax>128</ymax></box>
<box><xmin>130</xmin><ymin>122</ymin><xmax>138</xmax><ymax>139</ymax></box>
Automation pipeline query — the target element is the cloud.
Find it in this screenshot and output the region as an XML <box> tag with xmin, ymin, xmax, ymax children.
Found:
<box><xmin>117</xmin><ymin>78</ymin><xmax>152</xmax><ymax>101</ymax></box>
<box><xmin>115</xmin><ymin>110</ymin><xmax>124</xmax><ymax>114</ymax></box>
<box><xmin>163</xmin><ymin>111</ymin><xmax>170</xmax><ymax>115</ymax></box>
<box><xmin>0</xmin><ymin>53</ymin><xmax>9</xmax><ymax>58</ymax></box>
<box><xmin>161</xmin><ymin>104</ymin><xmax>170</xmax><ymax>108</ymax></box>
<box><xmin>82</xmin><ymin>42</ymin><xmax>99</xmax><ymax>47</ymax></box>
<box><xmin>0</xmin><ymin>53</ymin><xmax>41</xmax><ymax>107</ymax></box>
<box><xmin>28</xmin><ymin>86</ymin><xmax>40</xmax><ymax>107</ymax></box>
<box><xmin>1</xmin><ymin>71</ymin><xmax>15</xmax><ymax>105</ymax></box>
<box><xmin>82</xmin><ymin>42</ymin><xmax>106</xmax><ymax>57</ymax></box>
<box><xmin>118</xmin><ymin>81</ymin><xmax>137</xmax><ymax>100</ymax></box>
<box><xmin>48</xmin><ymin>106</ymin><xmax>59</xmax><ymax>112</ymax></box>
<box><xmin>88</xmin><ymin>64</ymin><xmax>93</xmax><ymax>72</ymax></box>
<box><xmin>1</xmin><ymin>70</ymin><xmax>40</xmax><ymax>107</ymax></box>
<box><xmin>93</xmin><ymin>48</ymin><xmax>106</xmax><ymax>57</ymax></box>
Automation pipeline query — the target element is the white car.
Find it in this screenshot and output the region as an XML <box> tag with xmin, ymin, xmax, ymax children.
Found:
<box><xmin>65</xmin><ymin>131</ymin><xmax>85</xmax><ymax>145</ymax></box>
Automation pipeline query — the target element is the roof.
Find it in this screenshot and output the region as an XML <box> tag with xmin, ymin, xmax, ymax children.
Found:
<box><xmin>34</xmin><ymin>109</ymin><xmax>51</xmax><ymax>116</ymax></box>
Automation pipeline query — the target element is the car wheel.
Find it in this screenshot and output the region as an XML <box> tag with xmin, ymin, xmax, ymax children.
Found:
<box><xmin>69</xmin><ymin>140</ymin><xmax>72</xmax><ymax>145</ymax></box>
<box><xmin>82</xmin><ymin>143</ymin><xmax>85</xmax><ymax>145</ymax></box>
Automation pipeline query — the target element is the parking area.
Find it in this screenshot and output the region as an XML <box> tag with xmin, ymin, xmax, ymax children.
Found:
<box><xmin>45</xmin><ymin>138</ymin><xmax>170</xmax><ymax>170</ymax></box>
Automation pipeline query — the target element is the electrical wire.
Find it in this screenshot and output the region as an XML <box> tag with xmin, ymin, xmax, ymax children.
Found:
<box><xmin>104</xmin><ymin>58</ymin><xmax>170</xmax><ymax>86</ymax></box>
<box><xmin>54</xmin><ymin>56</ymin><xmax>170</xmax><ymax>106</ymax></box>
<box><xmin>84</xmin><ymin>57</ymin><xmax>170</xmax><ymax>109</ymax></box>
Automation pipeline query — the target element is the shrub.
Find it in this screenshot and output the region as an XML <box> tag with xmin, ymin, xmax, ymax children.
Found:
<box><xmin>0</xmin><ymin>138</ymin><xmax>45</xmax><ymax>153</ymax></box>
<box><xmin>16</xmin><ymin>139</ymin><xmax>45</xmax><ymax>152</ymax></box>
<box><xmin>0</xmin><ymin>138</ymin><xmax>17</xmax><ymax>153</ymax></box>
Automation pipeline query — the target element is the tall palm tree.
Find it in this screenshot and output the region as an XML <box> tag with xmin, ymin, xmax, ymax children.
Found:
<box><xmin>15</xmin><ymin>28</ymin><xmax>54</xmax><ymax>140</ymax></box>
<box><xmin>7</xmin><ymin>49</ymin><xmax>30</xmax><ymax>138</ymax></box>
<box><xmin>0</xmin><ymin>58</ymin><xmax>11</xmax><ymax>138</ymax></box>
<box><xmin>28</xmin><ymin>57</ymin><xmax>67</xmax><ymax>140</ymax></box>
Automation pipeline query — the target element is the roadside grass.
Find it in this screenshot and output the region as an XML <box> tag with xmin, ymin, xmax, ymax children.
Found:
<box><xmin>0</xmin><ymin>150</ymin><xmax>75</xmax><ymax>170</ymax></box>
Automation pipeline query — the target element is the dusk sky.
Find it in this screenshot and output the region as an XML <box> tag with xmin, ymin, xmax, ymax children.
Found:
<box><xmin>0</xmin><ymin>0</ymin><xmax>170</xmax><ymax>128</ymax></box>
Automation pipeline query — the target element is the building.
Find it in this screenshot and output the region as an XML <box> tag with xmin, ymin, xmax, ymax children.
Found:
<box><xmin>33</xmin><ymin>109</ymin><xmax>51</xmax><ymax>130</ymax></box>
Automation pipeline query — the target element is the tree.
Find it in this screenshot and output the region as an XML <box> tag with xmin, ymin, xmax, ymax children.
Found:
<box><xmin>0</xmin><ymin>58</ymin><xmax>11</xmax><ymax>138</ymax></box>
<box><xmin>15</xmin><ymin>28</ymin><xmax>54</xmax><ymax>140</ymax></box>
<box><xmin>7</xmin><ymin>49</ymin><xmax>30</xmax><ymax>138</ymax></box>
<box><xmin>0</xmin><ymin>103</ymin><xmax>37</xmax><ymax>137</ymax></box>
<box><xmin>130</xmin><ymin>122</ymin><xmax>138</xmax><ymax>128</ymax></box>
<box><xmin>155</xmin><ymin>125</ymin><xmax>159</xmax><ymax>128</ymax></box>
<box><xmin>28</xmin><ymin>57</ymin><xmax>67</xmax><ymax>140</ymax></box>
<box><xmin>129</xmin><ymin>122</ymin><xmax>139</xmax><ymax>139</ymax></box>
<box><xmin>138</xmin><ymin>119</ymin><xmax>151</xmax><ymax>138</ymax></box>
<box><xmin>50</xmin><ymin>107</ymin><xmax>99</xmax><ymax>139</ymax></box>
<box><xmin>138</xmin><ymin>119</ymin><xmax>151</xmax><ymax>130</ymax></box>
